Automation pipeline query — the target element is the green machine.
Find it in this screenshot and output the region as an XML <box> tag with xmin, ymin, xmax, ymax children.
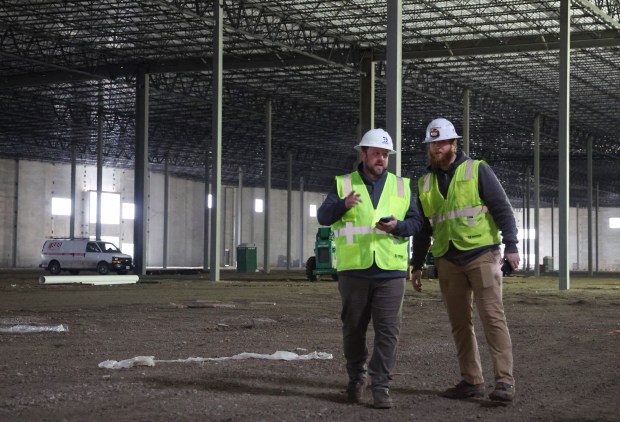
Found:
<box><xmin>305</xmin><ymin>227</ymin><xmax>338</xmax><ymax>281</ymax></box>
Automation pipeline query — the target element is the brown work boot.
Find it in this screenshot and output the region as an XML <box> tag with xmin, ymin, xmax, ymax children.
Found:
<box><xmin>346</xmin><ymin>378</ymin><xmax>367</xmax><ymax>404</ymax></box>
<box><xmin>489</xmin><ymin>382</ymin><xmax>515</xmax><ymax>402</ymax></box>
<box><xmin>372</xmin><ymin>388</ymin><xmax>393</xmax><ymax>409</ymax></box>
<box><xmin>441</xmin><ymin>380</ymin><xmax>485</xmax><ymax>399</ymax></box>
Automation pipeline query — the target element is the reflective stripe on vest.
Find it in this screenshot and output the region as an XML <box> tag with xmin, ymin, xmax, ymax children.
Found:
<box><xmin>430</xmin><ymin>205</ymin><xmax>490</xmax><ymax>227</ymax></box>
<box><xmin>333</xmin><ymin>222</ymin><xmax>400</xmax><ymax>245</ymax></box>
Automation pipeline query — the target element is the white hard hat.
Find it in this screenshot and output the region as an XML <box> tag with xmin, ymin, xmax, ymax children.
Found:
<box><xmin>424</xmin><ymin>118</ymin><xmax>462</xmax><ymax>143</ymax></box>
<box><xmin>354</xmin><ymin>128</ymin><xmax>395</xmax><ymax>154</ymax></box>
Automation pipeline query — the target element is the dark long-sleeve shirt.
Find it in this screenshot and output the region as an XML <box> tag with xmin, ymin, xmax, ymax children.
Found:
<box><xmin>410</xmin><ymin>152</ymin><xmax>519</xmax><ymax>270</ymax></box>
<box><xmin>318</xmin><ymin>164</ymin><xmax>424</xmax><ymax>279</ymax></box>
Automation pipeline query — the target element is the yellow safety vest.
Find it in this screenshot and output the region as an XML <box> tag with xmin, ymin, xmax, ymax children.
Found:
<box><xmin>332</xmin><ymin>172</ymin><xmax>410</xmax><ymax>271</ymax></box>
<box><xmin>418</xmin><ymin>159</ymin><xmax>501</xmax><ymax>257</ymax></box>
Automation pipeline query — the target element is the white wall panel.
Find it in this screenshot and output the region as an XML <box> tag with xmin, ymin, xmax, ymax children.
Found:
<box><xmin>5</xmin><ymin>158</ymin><xmax>619</xmax><ymax>272</ymax></box>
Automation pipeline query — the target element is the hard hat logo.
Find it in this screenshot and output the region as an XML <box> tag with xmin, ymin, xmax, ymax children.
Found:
<box><xmin>355</xmin><ymin>128</ymin><xmax>396</xmax><ymax>154</ymax></box>
<box><xmin>424</xmin><ymin>118</ymin><xmax>463</xmax><ymax>143</ymax></box>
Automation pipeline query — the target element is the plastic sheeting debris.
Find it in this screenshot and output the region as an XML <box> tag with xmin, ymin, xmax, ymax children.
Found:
<box><xmin>99</xmin><ymin>356</ymin><xmax>155</xmax><ymax>369</ymax></box>
<box><xmin>39</xmin><ymin>275</ymin><xmax>138</xmax><ymax>285</ymax></box>
<box><xmin>0</xmin><ymin>324</ymin><xmax>68</xmax><ymax>333</ymax></box>
<box><xmin>99</xmin><ymin>350</ymin><xmax>332</xmax><ymax>369</ymax></box>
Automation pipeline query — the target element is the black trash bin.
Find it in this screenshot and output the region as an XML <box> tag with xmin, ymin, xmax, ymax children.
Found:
<box><xmin>237</xmin><ymin>244</ymin><xmax>257</xmax><ymax>273</ymax></box>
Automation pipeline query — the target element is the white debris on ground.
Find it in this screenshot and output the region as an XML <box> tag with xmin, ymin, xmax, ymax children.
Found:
<box><xmin>99</xmin><ymin>350</ymin><xmax>333</xmax><ymax>369</ymax></box>
<box><xmin>0</xmin><ymin>324</ymin><xmax>68</xmax><ymax>333</ymax></box>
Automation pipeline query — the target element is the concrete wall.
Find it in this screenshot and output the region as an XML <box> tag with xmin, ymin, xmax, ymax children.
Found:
<box><xmin>514</xmin><ymin>206</ymin><xmax>620</xmax><ymax>272</ymax></box>
<box><xmin>3</xmin><ymin>158</ymin><xmax>619</xmax><ymax>272</ymax></box>
<box><xmin>1</xmin><ymin>158</ymin><xmax>324</xmax><ymax>270</ymax></box>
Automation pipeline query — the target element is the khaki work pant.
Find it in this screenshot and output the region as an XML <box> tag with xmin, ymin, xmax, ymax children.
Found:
<box><xmin>436</xmin><ymin>250</ymin><xmax>514</xmax><ymax>386</ymax></box>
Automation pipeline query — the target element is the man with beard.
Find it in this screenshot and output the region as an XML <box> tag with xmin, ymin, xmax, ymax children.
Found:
<box><xmin>318</xmin><ymin>128</ymin><xmax>423</xmax><ymax>409</ymax></box>
<box><xmin>409</xmin><ymin>118</ymin><xmax>520</xmax><ymax>402</ymax></box>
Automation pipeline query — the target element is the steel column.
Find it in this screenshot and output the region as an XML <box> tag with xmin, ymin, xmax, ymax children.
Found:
<box><xmin>587</xmin><ymin>135</ymin><xmax>593</xmax><ymax>276</ymax></box>
<box><xmin>386</xmin><ymin>0</ymin><xmax>402</xmax><ymax>176</ymax></box>
<box><xmin>264</xmin><ymin>97</ymin><xmax>272</xmax><ymax>273</ymax></box>
<box><xmin>70</xmin><ymin>142</ymin><xmax>76</xmax><ymax>239</ymax></box>
<box><xmin>558</xmin><ymin>0</ymin><xmax>571</xmax><ymax>290</ymax></box>
<box><xmin>209</xmin><ymin>0</ymin><xmax>223</xmax><ymax>281</ymax></box>
<box><xmin>287</xmin><ymin>151</ymin><xmax>292</xmax><ymax>270</ymax></box>
<box><xmin>462</xmin><ymin>88</ymin><xmax>471</xmax><ymax>156</ymax></box>
<box><xmin>134</xmin><ymin>69</ymin><xmax>149</xmax><ymax>275</ymax></box>
<box><xmin>533</xmin><ymin>115</ymin><xmax>540</xmax><ymax>276</ymax></box>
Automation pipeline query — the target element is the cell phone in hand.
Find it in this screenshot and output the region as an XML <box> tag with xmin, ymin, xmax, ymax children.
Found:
<box><xmin>379</xmin><ymin>216</ymin><xmax>394</xmax><ymax>223</ymax></box>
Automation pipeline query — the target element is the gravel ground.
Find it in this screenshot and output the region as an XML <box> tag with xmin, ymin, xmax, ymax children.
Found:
<box><xmin>1</xmin><ymin>269</ymin><xmax>619</xmax><ymax>421</ymax></box>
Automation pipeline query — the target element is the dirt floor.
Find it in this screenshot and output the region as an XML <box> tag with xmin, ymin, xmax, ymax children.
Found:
<box><xmin>0</xmin><ymin>268</ymin><xmax>619</xmax><ymax>422</ymax></box>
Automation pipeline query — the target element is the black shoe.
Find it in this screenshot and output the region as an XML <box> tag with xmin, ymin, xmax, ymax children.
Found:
<box><xmin>346</xmin><ymin>379</ymin><xmax>367</xmax><ymax>404</ymax></box>
<box><xmin>489</xmin><ymin>382</ymin><xmax>515</xmax><ymax>402</ymax></box>
<box><xmin>372</xmin><ymin>388</ymin><xmax>392</xmax><ymax>409</ymax></box>
<box><xmin>441</xmin><ymin>380</ymin><xmax>485</xmax><ymax>399</ymax></box>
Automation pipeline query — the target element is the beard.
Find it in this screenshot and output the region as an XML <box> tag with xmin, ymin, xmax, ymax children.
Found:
<box><xmin>430</xmin><ymin>148</ymin><xmax>456</xmax><ymax>169</ymax></box>
<box><xmin>363</xmin><ymin>161</ymin><xmax>386</xmax><ymax>179</ymax></box>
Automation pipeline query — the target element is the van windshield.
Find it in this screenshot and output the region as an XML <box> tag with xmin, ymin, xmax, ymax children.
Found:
<box><xmin>97</xmin><ymin>242</ymin><xmax>121</xmax><ymax>253</ymax></box>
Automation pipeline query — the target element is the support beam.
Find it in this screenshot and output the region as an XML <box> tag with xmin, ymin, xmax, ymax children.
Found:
<box><xmin>12</xmin><ymin>160</ymin><xmax>19</xmax><ymax>268</ymax></box>
<box><xmin>5</xmin><ymin>31</ymin><xmax>620</xmax><ymax>89</ymax></box>
<box><xmin>96</xmin><ymin>84</ymin><xmax>103</xmax><ymax>241</ymax></box>
<box><xmin>558</xmin><ymin>1</ymin><xmax>571</xmax><ymax>290</ymax></box>
<box><xmin>575</xmin><ymin>0</ymin><xmax>620</xmax><ymax>29</ymax></box>
<box><xmin>134</xmin><ymin>68</ymin><xmax>149</xmax><ymax>276</ymax></box>
<box><xmin>299</xmin><ymin>176</ymin><xmax>304</xmax><ymax>268</ymax></box>
<box><xmin>386</xmin><ymin>0</ymin><xmax>402</xmax><ymax>176</ymax></box>
<box><xmin>595</xmin><ymin>182</ymin><xmax>599</xmax><ymax>272</ymax></box>
<box><xmin>462</xmin><ymin>88</ymin><xmax>471</xmax><ymax>156</ymax></box>
<box><xmin>287</xmin><ymin>151</ymin><xmax>292</xmax><ymax>271</ymax></box>
<box><xmin>163</xmin><ymin>160</ymin><xmax>169</xmax><ymax>269</ymax></box>
<box><xmin>70</xmin><ymin>142</ymin><xmax>76</xmax><ymax>239</ymax></box>
<box><xmin>209</xmin><ymin>0</ymin><xmax>223</xmax><ymax>282</ymax></box>
<box><xmin>587</xmin><ymin>135</ymin><xmax>593</xmax><ymax>276</ymax></box>
<box><xmin>534</xmin><ymin>115</ymin><xmax>540</xmax><ymax>276</ymax></box>
<box><xmin>526</xmin><ymin>170</ymin><xmax>531</xmax><ymax>271</ymax></box>
<box><xmin>264</xmin><ymin>97</ymin><xmax>272</xmax><ymax>274</ymax></box>
<box><xmin>236</xmin><ymin>166</ymin><xmax>243</xmax><ymax>264</ymax></box>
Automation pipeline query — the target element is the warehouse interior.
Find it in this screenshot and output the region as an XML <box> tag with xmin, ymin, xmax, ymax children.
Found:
<box><xmin>1</xmin><ymin>1</ymin><xmax>620</xmax><ymax>284</ymax></box>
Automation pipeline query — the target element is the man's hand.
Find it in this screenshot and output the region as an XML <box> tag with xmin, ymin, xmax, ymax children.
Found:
<box><xmin>407</xmin><ymin>266</ymin><xmax>423</xmax><ymax>292</ymax></box>
<box><xmin>376</xmin><ymin>215</ymin><xmax>397</xmax><ymax>233</ymax></box>
<box><xmin>504</xmin><ymin>252</ymin><xmax>520</xmax><ymax>270</ymax></box>
<box><xmin>344</xmin><ymin>191</ymin><xmax>362</xmax><ymax>209</ymax></box>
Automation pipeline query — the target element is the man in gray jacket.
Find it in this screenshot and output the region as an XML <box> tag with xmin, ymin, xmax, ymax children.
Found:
<box><xmin>410</xmin><ymin>118</ymin><xmax>520</xmax><ymax>402</ymax></box>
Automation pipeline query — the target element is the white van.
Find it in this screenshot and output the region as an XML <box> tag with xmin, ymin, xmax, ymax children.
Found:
<box><xmin>39</xmin><ymin>239</ymin><xmax>134</xmax><ymax>275</ymax></box>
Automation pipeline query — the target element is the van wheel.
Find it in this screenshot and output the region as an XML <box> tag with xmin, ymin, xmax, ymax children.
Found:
<box><xmin>48</xmin><ymin>261</ymin><xmax>61</xmax><ymax>275</ymax></box>
<box><xmin>97</xmin><ymin>262</ymin><xmax>110</xmax><ymax>275</ymax></box>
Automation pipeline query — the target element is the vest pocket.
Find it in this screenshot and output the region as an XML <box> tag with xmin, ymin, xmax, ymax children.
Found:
<box><xmin>337</xmin><ymin>243</ymin><xmax>362</xmax><ymax>269</ymax></box>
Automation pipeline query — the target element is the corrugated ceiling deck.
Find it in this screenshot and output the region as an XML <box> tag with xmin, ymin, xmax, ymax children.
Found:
<box><xmin>0</xmin><ymin>0</ymin><xmax>619</xmax><ymax>207</ymax></box>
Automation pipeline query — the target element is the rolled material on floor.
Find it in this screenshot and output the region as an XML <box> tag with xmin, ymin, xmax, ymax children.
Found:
<box><xmin>38</xmin><ymin>275</ymin><xmax>139</xmax><ymax>285</ymax></box>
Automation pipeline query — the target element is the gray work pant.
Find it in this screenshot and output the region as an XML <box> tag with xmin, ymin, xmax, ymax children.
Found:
<box><xmin>338</xmin><ymin>275</ymin><xmax>405</xmax><ymax>391</ymax></box>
